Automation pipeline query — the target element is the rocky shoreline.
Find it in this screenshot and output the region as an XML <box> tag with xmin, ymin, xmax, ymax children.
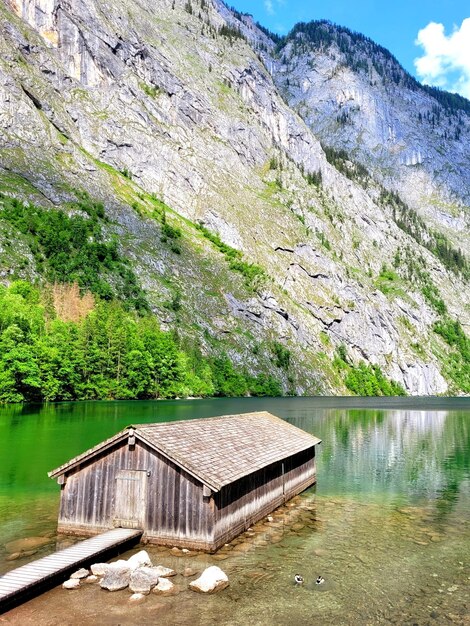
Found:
<box><xmin>61</xmin><ymin>549</ymin><xmax>229</xmax><ymax>601</ymax></box>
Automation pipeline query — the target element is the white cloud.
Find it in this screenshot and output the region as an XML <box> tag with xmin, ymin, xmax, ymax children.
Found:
<box><xmin>264</xmin><ymin>0</ymin><xmax>285</xmax><ymax>17</ymax></box>
<box><xmin>264</xmin><ymin>0</ymin><xmax>274</xmax><ymax>15</ymax></box>
<box><xmin>414</xmin><ymin>18</ymin><xmax>470</xmax><ymax>98</ymax></box>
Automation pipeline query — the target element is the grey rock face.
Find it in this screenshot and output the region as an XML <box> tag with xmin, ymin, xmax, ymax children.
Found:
<box><xmin>270</xmin><ymin>23</ymin><xmax>470</xmax><ymax>249</ymax></box>
<box><xmin>399</xmin><ymin>363</ymin><xmax>447</xmax><ymax>396</ymax></box>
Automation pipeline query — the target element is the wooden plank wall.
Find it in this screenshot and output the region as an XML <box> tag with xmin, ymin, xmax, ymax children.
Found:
<box><xmin>212</xmin><ymin>446</ymin><xmax>316</xmax><ymax>548</ymax></box>
<box><xmin>213</xmin><ymin>462</ymin><xmax>284</xmax><ymax>546</ymax></box>
<box><xmin>58</xmin><ymin>440</ymin><xmax>213</xmax><ymax>546</ymax></box>
<box><xmin>283</xmin><ymin>447</ymin><xmax>316</xmax><ymax>499</ymax></box>
<box><xmin>57</xmin><ymin>441</ymin><xmax>317</xmax><ymax>551</ymax></box>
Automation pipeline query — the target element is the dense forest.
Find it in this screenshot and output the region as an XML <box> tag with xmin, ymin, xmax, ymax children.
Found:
<box><xmin>0</xmin><ymin>281</ymin><xmax>283</xmax><ymax>403</ymax></box>
<box><xmin>0</xmin><ymin>280</ymin><xmax>411</xmax><ymax>403</ymax></box>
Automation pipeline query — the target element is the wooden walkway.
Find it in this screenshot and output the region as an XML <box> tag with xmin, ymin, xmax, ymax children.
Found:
<box><xmin>0</xmin><ymin>528</ymin><xmax>142</xmax><ymax>613</ymax></box>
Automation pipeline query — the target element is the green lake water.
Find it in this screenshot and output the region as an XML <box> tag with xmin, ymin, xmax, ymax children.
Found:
<box><xmin>0</xmin><ymin>397</ymin><xmax>469</xmax><ymax>625</ymax></box>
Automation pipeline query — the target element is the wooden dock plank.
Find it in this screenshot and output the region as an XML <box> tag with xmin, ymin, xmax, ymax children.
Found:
<box><xmin>0</xmin><ymin>528</ymin><xmax>142</xmax><ymax>612</ymax></box>
<box><xmin>1</xmin><ymin>575</ymin><xmax>39</xmax><ymax>584</ymax></box>
<box><xmin>0</xmin><ymin>581</ymin><xmax>27</xmax><ymax>589</ymax></box>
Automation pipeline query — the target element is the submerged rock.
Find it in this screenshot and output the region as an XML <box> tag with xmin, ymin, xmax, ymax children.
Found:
<box><xmin>313</xmin><ymin>548</ymin><xmax>328</xmax><ymax>557</ymax></box>
<box><xmin>71</xmin><ymin>568</ymin><xmax>89</xmax><ymax>579</ymax></box>
<box><xmin>232</xmin><ymin>542</ymin><xmax>252</xmax><ymax>553</ymax></box>
<box><xmin>5</xmin><ymin>536</ymin><xmax>51</xmax><ymax>553</ymax></box>
<box><xmin>189</xmin><ymin>566</ymin><xmax>229</xmax><ymax>594</ymax></box>
<box><xmin>129</xmin><ymin>592</ymin><xmax>146</xmax><ymax>603</ymax></box>
<box><xmin>100</xmin><ymin>562</ymin><xmax>131</xmax><ymax>591</ymax></box>
<box><xmin>63</xmin><ymin>579</ymin><xmax>80</xmax><ymax>590</ymax></box>
<box><xmin>21</xmin><ymin>549</ymin><xmax>39</xmax><ymax>558</ymax></box>
<box><xmin>182</xmin><ymin>567</ymin><xmax>198</xmax><ymax>577</ymax></box>
<box><xmin>153</xmin><ymin>565</ymin><xmax>176</xmax><ymax>578</ymax></box>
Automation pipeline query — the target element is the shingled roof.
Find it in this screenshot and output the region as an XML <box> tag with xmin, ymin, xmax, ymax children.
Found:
<box><xmin>49</xmin><ymin>411</ymin><xmax>321</xmax><ymax>492</ymax></box>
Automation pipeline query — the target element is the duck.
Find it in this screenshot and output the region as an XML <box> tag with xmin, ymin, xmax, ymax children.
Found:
<box><xmin>316</xmin><ymin>576</ymin><xmax>325</xmax><ymax>585</ymax></box>
<box><xmin>294</xmin><ymin>574</ymin><xmax>304</xmax><ymax>585</ymax></box>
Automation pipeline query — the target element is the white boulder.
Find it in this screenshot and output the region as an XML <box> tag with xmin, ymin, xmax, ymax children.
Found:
<box><xmin>129</xmin><ymin>567</ymin><xmax>160</xmax><ymax>594</ymax></box>
<box><xmin>84</xmin><ymin>575</ymin><xmax>98</xmax><ymax>583</ymax></box>
<box><xmin>127</xmin><ymin>550</ymin><xmax>152</xmax><ymax>570</ymax></box>
<box><xmin>189</xmin><ymin>566</ymin><xmax>229</xmax><ymax>594</ymax></box>
<box><xmin>62</xmin><ymin>579</ymin><xmax>80</xmax><ymax>590</ymax></box>
<box><xmin>70</xmin><ymin>568</ymin><xmax>89</xmax><ymax>579</ymax></box>
<box><xmin>129</xmin><ymin>592</ymin><xmax>146</xmax><ymax>603</ymax></box>
<box><xmin>90</xmin><ymin>563</ymin><xmax>109</xmax><ymax>576</ymax></box>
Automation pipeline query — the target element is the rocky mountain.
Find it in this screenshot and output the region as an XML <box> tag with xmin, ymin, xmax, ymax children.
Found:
<box><xmin>271</xmin><ymin>20</ymin><xmax>470</xmax><ymax>250</ymax></box>
<box><xmin>0</xmin><ymin>0</ymin><xmax>468</xmax><ymax>396</ymax></box>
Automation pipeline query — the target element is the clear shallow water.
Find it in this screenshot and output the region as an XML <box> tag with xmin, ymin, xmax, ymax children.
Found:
<box><xmin>0</xmin><ymin>397</ymin><xmax>469</xmax><ymax>625</ymax></box>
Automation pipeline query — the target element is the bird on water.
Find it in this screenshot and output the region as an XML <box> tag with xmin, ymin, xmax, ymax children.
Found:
<box><xmin>316</xmin><ymin>576</ymin><xmax>325</xmax><ymax>585</ymax></box>
<box><xmin>294</xmin><ymin>574</ymin><xmax>304</xmax><ymax>585</ymax></box>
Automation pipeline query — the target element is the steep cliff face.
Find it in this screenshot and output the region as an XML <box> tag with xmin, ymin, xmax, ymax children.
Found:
<box><xmin>271</xmin><ymin>21</ymin><xmax>470</xmax><ymax>249</ymax></box>
<box><xmin>0</xmin><ymin>0</ymin><xmax>468</xmax><ymax>394</ymax></box>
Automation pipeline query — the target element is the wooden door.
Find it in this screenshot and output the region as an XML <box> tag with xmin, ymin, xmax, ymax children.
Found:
<box><xmin>113</xmin><ymin>470</ymin><xmax>148</xmax><ymax>529</ymax></box>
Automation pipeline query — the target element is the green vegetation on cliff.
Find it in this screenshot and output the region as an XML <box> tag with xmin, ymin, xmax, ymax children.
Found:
<box><xmin>196</xmin><ymin>224</ymin><xmax>266</xmax><ymax>287</ymax></box>
<box><xmin>380</xmin><ymin>190</ymin><xmax>468</xmax><ymax>280</ymax></box>
<box><xmin>0</xmin><ymin>190</ymin><xmax>286</xmax><ymax>403</ymax></box>
<box><xmin>0</xmin><ymin>191</ymin><xmax>148</xmax><ymax>310</ymax></box>
<box><xmin>334</xmin><ymin>346</ymin><xmax>406</xmax><ymax>396</ymax></box>
<box><xmin>433</xmin><ymin>319</ymin><xmax>470</xmax><ymax>393</ymax></box>
<box><xmin>0</xmin><ymin>282</ymin><xmax>282</xmax><ymax>403</ymax></box>
<box><xmin>391</xmin><ymin>246</ymin><xmax>469</xmax><ymax>392</ymax></box>
<box><xmin>344</xmin><ymin>363</ymin><xmax>406</xmax><ymax>397</ymax></box>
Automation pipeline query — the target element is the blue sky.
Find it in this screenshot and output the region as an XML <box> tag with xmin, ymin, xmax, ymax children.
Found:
<box><xmin>232</xmin><ymin>1</ymin><xmax>470</xmax><ymax>98</ymax></box>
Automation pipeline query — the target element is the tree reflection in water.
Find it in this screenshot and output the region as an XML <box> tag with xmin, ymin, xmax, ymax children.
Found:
<box><xmin>290</xmin><ymin>409</ymin><xmax>469</xmax><ymax>519</ymax></box>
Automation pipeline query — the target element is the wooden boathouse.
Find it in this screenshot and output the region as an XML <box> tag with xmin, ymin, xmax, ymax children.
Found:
<box><xmin>48</xmin><ymin>411</ymin><xmax>321</xmax><ymax>551</ymax></box>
